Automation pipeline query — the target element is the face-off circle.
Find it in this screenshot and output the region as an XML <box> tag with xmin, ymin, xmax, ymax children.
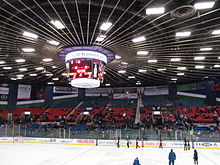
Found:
<box><xmin>58</xmin><ymin>46</ymin><xmax>115</xmax><ymax>88</ymax></box>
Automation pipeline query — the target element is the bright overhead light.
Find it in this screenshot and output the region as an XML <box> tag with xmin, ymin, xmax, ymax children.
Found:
<box><xmin>18</xmin><ymin>68</ymin><xmax>27</xmax><ymax>71</ymax></box>
<box><xmin>96</xmin><ymin>37</ymin><xmax>105</xmax><ymax>42</ymax></box>
<box><xmin>23</xmin><ymin>31</ymin><xmax>38</xmax><ymax>39</ymax></box>
<box><xmin>52</xmin><ymin>78</ymin><xmax>59</xmax><ymax>81</ymax></box>
<box><xmin>47</xmin><ymin>40</ymin><xmax>60</xmax><ymax>46</ymax></box>
<box><xmin>100</xmin><ymin>22</ymin><xmax>112</xmax><ymax>31</ymax></box>
<box><xmin>194</xmin><ymin>1</ymin><xmax>215</xmax><ymax>9</ymax></box>
<box><xmin>177</xmin><ymin>73</ymin><xmax>184</xmax><ymax>76</ymax></box>
<box><xmin>132</xmin><ymin>36</ymin><xmax>146</xmax><ymax>43</ymax></box>
<box><xmin>218</xmin><ymin>57</ymin><xmax>220</xmax><ymax>60</ymax></box>
<box><xmin>146</xmin><ymin>7</ymin><xmax>165</xmax><ymax>14</ymax></box>
<box><xmin>52</xmin><ymin>66</ymin><xmax>58</xmax><ymax>69</ymax></box>
<box><xmin>136</xmin><ymin>82</ymin><xmax>141</xmax><ymax>85</ymax></box>
<box><xmin>62</xmin><ymin>73</ymin><xmax>67</xmax><ymax>76</ymax></box>
<box><xmin>177</xmin><ymin>67</ymin><xmax>186</xmax><ymax>70</ymax></box>
<box><xmin>11</xmin><ymin>78</ymin><xmax>17</xmax><ymax>80</ymax></box>
<box><xmin>212</xmin><ymin>29</ymin><xmax>220</xmax><ymax>35</ymax></box>
<box><xmin>29</xmin><ymin>73</ymin><xmax>37</xmax><ymax>76</ymax></box>
<box><xmin>148</xmin><ymin>59</ymin><xmax>157</xmax><ymax>63</ymax></box>
<box><xmin>105</xmin><ymin>83</ymin><xmax>110</xmax><ymax>86</ymax></box>
<box><xmin>158</xmin><ymin>68</ymin><xmax>166</xmax><ymax>71</ymax></box>
<box><xmin>50</xmin><ymin>20</ymin><xmax>65</xmax><ymax>29</ymax></box>
<box><xmin>0</xmin><ymin>61</ymin><xmax>5</xmax><ymax>64</ymax></box>
<box><xmin>138</xmin><ymin>69</ymin><xmax>147</xmax><ymax>73</ymax></box>
<box><xmin>42</xmin><ymin>58</ymin><xmax>53</xmax><ymax>62</ymax></box>
<box><xmin>46</xmin><ymin>73</ymin><xmax>53</xmax><ymax>76</ymax></box>
<box><xmin>121</xmin><ymin>62</ymin><xmax>128</xmax><ymax>65</ymax></box>
<box><xmin>137</xmin><ymin>51</ymin><xmax>149</xmax><ymax>55</ymax></box>
<box><xmin>200</xmin><ymin>47</ymin><xmax>212</xmax><ymax>51</ymax></box>
<box><xmin>16</xmin><ymin>74</ymin><xmax>24</xmax><ymax>78</ymax></box>
<box><xmin>22</xmin><ymin>48</ymin><xmax>35</xmax><ymax>52</ymax></box>
<box><xmin>115</xmin><ymin>55</ymin><xmax>121</xmax><ymax>60</ymax></box>
<box><xmin>128</xmin><ymin>76</ymin><xmax>135</xmax><ymax>79</ymax></box>
<box><xmin>47</xmin><ymin>82</ymin><xmax>54</xmax><ymax>85</ymax></box>
<box><xmin>195</xmin><ymin>65</ymin><xmax>205</xmax><ymax>69</ymax></box>
<box><xmin>194</xmin><ymin>56</ymin><xmax>205</xmax><ymax>61</ymax></box>
<box><xmin>3</xmin><ymin>67</ymin><xmax>12</xmax><ymax>70</ymax></box>
<box><xmin>214</xmin><ymin>64</ymin><xmax>220</xmax><ymax>68</ymax></box>
<box><xmin>175</xmin><ymin>31</ymin><xmax>191</xmax><ymax>37</ymax></box>
<box><xmin>171</xmin><ymin>58</ymin><xmax>181</xmax><ymax>62</ymax></box>
<box><xmin>118</xmin><ymin>70</ymin><xmax>126</xmax><ymax>74</ymax></box>
<box><xmin>171</xmin><ymin>78</ymin><xmax>177</xmax><ymax>81</ymax></box>
<box><xmin>15</xmin><ymin>59</ymin><xmax>25</xmax><ymax>63</ymax></box>
<box><xmin>35</xmin><ymin>67</ymin><xmax>44</xmax><ymax>71</ymax></box>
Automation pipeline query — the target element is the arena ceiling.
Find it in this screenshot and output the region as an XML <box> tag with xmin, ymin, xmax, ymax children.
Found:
<box><xmin>0</xmin><ymin>0</ymin><xmax>220</xmax><ymax>87</ymax></box>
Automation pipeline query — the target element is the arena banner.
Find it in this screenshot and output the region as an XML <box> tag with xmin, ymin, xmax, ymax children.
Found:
<box><xmin>86</xmin><ymin>88</ymin><xmax>109</xmax><ymax>96</ymax></box>
<box><xmin>17</xmin><ymin>84</ymin><xmax>31</xmax><ymax>100</ymax></box>
<box><xmin>144</xmin><ymin>86</ymin><xmax>168</xmax><ymax>95</ymax></box>
<box><xmin>53</xmin><ymin>86</ymin><xmax>78</xmax><ymax>94</ymax></box>
<box><xmin>0</xmin><ymin>87</ymin><xmax>9</xmax><ymax>102</ymax></box>
<box><xmin>113</xmin><ymin>93</ymin><xmax>137</xmax><ymax>99</ymax></box>
<box><xmin>0</xmin><ymin>137</ymin><xmax>13</xmax><ymax>143</ymax></box>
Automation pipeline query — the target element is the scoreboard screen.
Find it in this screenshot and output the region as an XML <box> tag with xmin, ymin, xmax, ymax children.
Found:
<box><xmin>67</xmin><ymin>59</ymin><xmax>104</xmax><ymax>82</ymax></box>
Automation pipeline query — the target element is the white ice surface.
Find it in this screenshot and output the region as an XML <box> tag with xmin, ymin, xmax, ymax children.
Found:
<box><xmin>0</xmin><ymin>143</ymin><xmax>219</xmax><ymax>165</ymax></box>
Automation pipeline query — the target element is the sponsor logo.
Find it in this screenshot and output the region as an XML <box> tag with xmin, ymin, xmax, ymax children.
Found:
<box><xmin>77</xmin><ymin>139</ymin><xmax>95</xmax><ymax>144</ymax></box>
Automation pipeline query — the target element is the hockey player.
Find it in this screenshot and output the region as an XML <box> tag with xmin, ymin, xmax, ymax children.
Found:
<box><xmin>159</xmin><ymin>135</ymin><xmax>163</xmax><ymax>148</ymax></box>
<box><xmin>193</xmin><ymin>149</ymin><xmax>198</xmax><ymax>165</ymax></box>
<box><xmin>168</xmin><ymin>149</ymin><xmax>176</xmax><ymax>165</ymax></box>
<box><xmin>133</xmin><ymin>157</ymin><xmax>140</xmax><ymax>165</ymax></box>
<box><xmin>136</xmin><ymin>136</ymin><xmax>140</xmax><ymax>149</ymax></box>
<box><xmin>184</xmin><ymin>137</ymin><xmax>187</xmax><ymax>151</ymax></box>
<box><xmin>127</xmin><ymin>136</ymin><xmax>130</xmax><ymax>148</ymax></box>
<box><xmin>117</xmin><ymin>136</ymin><xmax>120</xmax><ymax>148</ymax></box>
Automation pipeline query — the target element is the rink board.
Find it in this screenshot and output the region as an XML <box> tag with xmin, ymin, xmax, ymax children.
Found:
<box><xmin>0</xmin><ymin>137</ymin><xmax>219</xmax><ymax>149</ymax></box>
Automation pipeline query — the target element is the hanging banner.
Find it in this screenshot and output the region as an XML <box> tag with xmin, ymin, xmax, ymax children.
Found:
<box><xmin>0</xmin><ymin>87</ymin><xmax>9</xmax><ymax>101</ymax></box>
<box><xmin>17</xmin><ymin>84</ymin><xmax>31</xmax><ymax>100</ymax></box>
<box><xmin>53</xmin><ymin>86</ymin><xmax>78</xmax><ymax>94</ymax></box>
<box><xmin>144</xmin><ymin>86</ymin><xmax>168</xmax><ymax>95</ymax></box>
<box><xmin>113</xmin><ymin>93</ymin><xmax>137</xmax><ymax>99</ymax></box>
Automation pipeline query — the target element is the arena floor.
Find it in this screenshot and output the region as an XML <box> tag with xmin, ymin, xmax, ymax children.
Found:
<box><xmin>0</xmin><ymin>143</ymin><xmax>219</xmax><ymax>165</ymax></box>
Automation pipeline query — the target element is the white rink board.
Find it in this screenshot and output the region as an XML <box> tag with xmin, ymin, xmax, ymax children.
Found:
<box><xmin>0</xmin><ymin>137</ymin><xmax>220</xmax><ymax>149</ymax></box>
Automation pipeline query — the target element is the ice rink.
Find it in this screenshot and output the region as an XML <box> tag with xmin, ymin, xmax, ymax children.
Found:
<box><xmin>0</xmin><ymin>143</ymin><xmax>219</xmax><ymax>165</ymax></box>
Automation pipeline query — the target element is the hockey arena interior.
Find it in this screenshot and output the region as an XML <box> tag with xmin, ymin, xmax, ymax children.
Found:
<box><xmin>0</xmin><ymin>0</ymin><xmax>220</xmax><ymax>165</ymax></box>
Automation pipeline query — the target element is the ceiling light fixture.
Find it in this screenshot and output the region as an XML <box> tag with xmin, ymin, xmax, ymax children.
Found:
<box><xmin>171</xmin><ymin>58</ymin><xmax>181</xmax><ymax>62</ymax></box>
<box><xmin>171</xmin><ymin>78</ymin><xmax>177</xmax><ymax>81</ymax></box>
<box><xmin>121</xmin><ymin>62</ymin><xmax>128</xmax><ymax>65</ymax></box>
<box><xmin>137</xmin><ymin>51</ymin><xmax>149</xmax><ymax>55</ymax></box>
<box><xmin>118</xmin><ymin>70</ymin><xmax>126</xmax><ymax>74</ymax></box>
<box><xmin>194</xmin><ymin>56</ymin><xmax>205</xmax><ymax>60</ymax></box>
<box><xmin>115</xmin><ymin>55</ymin><xmax>121</xmax><ymax>59</ymax></box>
<box><xmin>100</xmin><ymin>22</ymin><xmax>112</xmax><ymax>31</ymax></box>
<box><xmin>52</xmin><ymin>66</ymin><xmax>58</xmax><ymax>69</ymax></box>
<box><xmin>212</xmin><ymin>29</ymin><xmax>220</xmax><ymax>35</ymax></box>
<box><xmin>148</xmin><ymin>59</ymin><xmax>157</xmax><ymax>63</ymax></box>
<box><xmin>138</xmin><ymin>69</ymin><xmax>147</xmax><ymax>73</ymax></box>
<box><xmin>42</xmin><ymin>58</ymin><xmax>53</xmax><ymax>62</ymax></box>
<box><xmin>132</xmin><ymin>36</ymin><xmax>146</xmax><ymax>43</ymax></box>
<box><xmin>29</xmin><ymin>73</ymin><xmax>37</xmax><ymax>76</ymax></box>
<box><xmin>3</xmin><ymin>67</ymin><xmax>12</xmax><ymax>70</ymax></box>
<box><xmin>146</xmin><ymin>7</ymin><xmax>165</xmax><ymax>14</ymax></box>
<box><xmin>35</xmin><ymin>67</ymin><xmax>44</xmax><ymax>71</ymax></box>
<box><xmin>214</xmin><ymin>64</ymin><xmax>220</xmax><ymax>68</ymax></box>
<box><xmin>47</xmin><ymin>82</ymin><xmax>54</xmax><ymax>85</ymax></box>
<box><xmin>0</xmin><ymin>61</ymin><xmax>5</xmax><ymax>64</ymax></box>
<box><xmin>194</xmin><ymin>1</ymin><xmax>215</xmax><ymax>9</ymax></box>
<box><xmin>16</xmin><ymin>74</ymin><xmax>24</xmax><ymax>78</ymax></box>
<box><xmin>158</xmin><ymin>68</ymin><xmax>166</xmax><ymax>71</ymax></box>
<box><xmin>15</xmin><ymin>59</ymin><xmax>26</xmax><ymax>63</ymax></box>
<box><xmin>11</xmin><ymin>78</ymin><xmax>17</xmax><ymax>80</ymax></box>
<box><xmin>177</xmin><ymin>67</ymin><xmax>186</xmax><ymax>70</ymax></box>
<box><xmin>195</xmin><ymin>65</ymin><xmax>205</xmax><ymax>69</ymax></box>
<box><xmin>177</xmin><ymin>73</ymin><xmax>184</xmax><ymax>76</ymax></box>
<box><xmin>47</xmin><ymin>40</ymin><xmax>60</xmax><ymax>46</ymax></box>
<box><xmin>175</xmin><ymin>31</ymin><xmax>191</xmax><ymax>37</ymax></box>
<box><xmin>22</xmin><ymin>48</ymin><xmax>35</xmax><ymax>52</ymax></box>
<box><xmin>200</xmin><ymin>47</ymin><xmax>212</xmax><ymax>51</ymax></box>
<box><xmin>50</xmin><ymin>20</ymin><xmax>65</xmax><ymax>29</ymax></box>
<box><xmin>105</xmin><ymin>83</ymin><xmax>110</xmax><ymax>86</ymax></box>
<box><xmin>62</xmin><ymin>73</ymin><xmax>67</xmax><ymax>76</ymax></box>
<box><xmin>52</xmin><ymin>78</ymin><xmax>59</xmax><ymax>81</ymax></box>
<box><xmin>128</xmin><ymin>76</ymin><xmax>135</xmax><ymax>79</ymax></box>
<box><xmin>23</xmin><ymin>31</ymin><xmax>38</xmax><ymax>39</ymax></box>
<box><xmin>18</xmin><ymin>68</ymin><xmax>27</xmax><ymax>71</ymax></box>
